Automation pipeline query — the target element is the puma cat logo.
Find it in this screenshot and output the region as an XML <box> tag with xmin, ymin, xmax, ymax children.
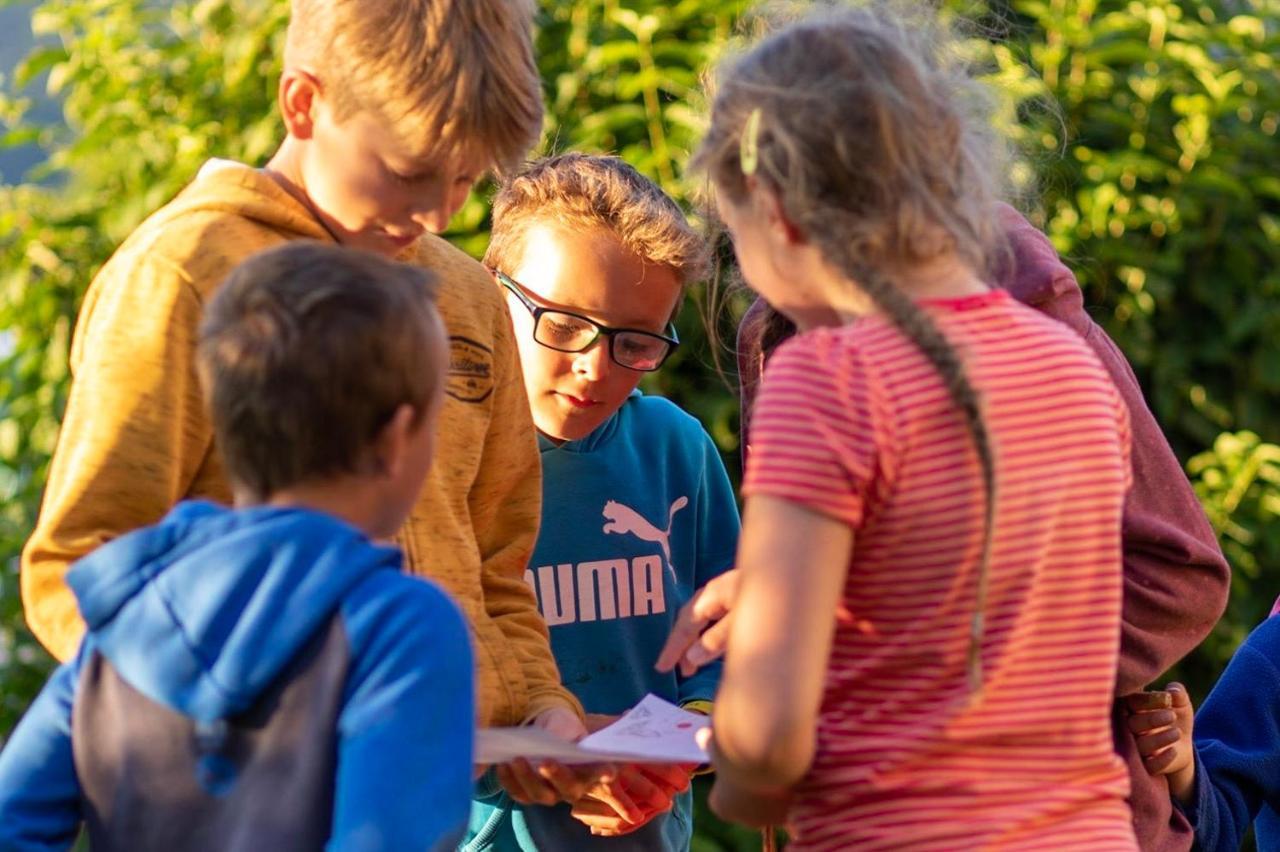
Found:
<box><xmin>601</xmin><ymin>497</ymin><xmax>688</xmax><ymax>567</ymax></box>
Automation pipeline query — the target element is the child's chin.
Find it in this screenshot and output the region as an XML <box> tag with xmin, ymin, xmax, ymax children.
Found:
<box><xmin>539</xmin><ymin>413</ymin><xmax>604</xmax><ymax>443</ymax></box>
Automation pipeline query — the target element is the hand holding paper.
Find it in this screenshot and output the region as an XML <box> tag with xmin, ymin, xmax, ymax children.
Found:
<box><xmin>494</xmin><ymin>705</ymin><xmax>607</xmax><ymax>807</ymax></box>
<box><xmin>476</xmin><ymin>695</ymin><xmax>711</xmax><ymax>766</ymax></box>
<box><xmin>571</xmin><ymin>761</ymin><xmax>697</xmax><ymax>837</ymax></box>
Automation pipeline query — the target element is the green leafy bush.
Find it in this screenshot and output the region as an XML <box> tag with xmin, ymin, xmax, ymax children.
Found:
<box><xmin>1016</xmin><ymin>0</ymin><xmax>1280</xmax><ymax>458</ymax></box>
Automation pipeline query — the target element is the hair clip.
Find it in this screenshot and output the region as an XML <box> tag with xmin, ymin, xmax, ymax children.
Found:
<box><xmin>739</xmin><ymin>108</ymin><xmax>762</xmax><ymax>176</ymax></box>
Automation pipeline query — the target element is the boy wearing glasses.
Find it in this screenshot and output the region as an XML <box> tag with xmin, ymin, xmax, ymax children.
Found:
<box><xmin>465</xmin><ymin>154</ymin><xmax>739</xmax><ymax>852</ymax></box>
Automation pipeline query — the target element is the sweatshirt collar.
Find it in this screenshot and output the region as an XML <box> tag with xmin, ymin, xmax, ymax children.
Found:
<box><xmin>537</xmin><ymin>389</ymin><xmax>642</xmax><ymax>455</ymax></box>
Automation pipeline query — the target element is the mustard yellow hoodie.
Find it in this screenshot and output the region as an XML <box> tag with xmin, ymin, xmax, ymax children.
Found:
<box><xmin>21</xmin><ymin>159</ymin><xmax>580</xmax><ymax>726</ymax></box>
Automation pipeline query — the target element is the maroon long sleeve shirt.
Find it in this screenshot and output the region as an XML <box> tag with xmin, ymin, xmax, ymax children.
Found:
<box><xmin>735</xmin><ymin>205</ymin><xmax>1230</xmax><ymax>851</ymax></box>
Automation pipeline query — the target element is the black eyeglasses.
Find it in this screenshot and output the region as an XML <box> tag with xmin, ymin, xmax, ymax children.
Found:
<box><xmin>490</xmin><ymin>268</ymin><xmax>679</xmax><ymax>372</ymax></box>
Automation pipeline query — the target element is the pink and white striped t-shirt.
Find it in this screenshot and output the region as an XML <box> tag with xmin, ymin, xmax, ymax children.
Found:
<box><xmin>742</xmin><ymin>290</ymin><xmax>1135</xmax><ymax>850</ymax></box>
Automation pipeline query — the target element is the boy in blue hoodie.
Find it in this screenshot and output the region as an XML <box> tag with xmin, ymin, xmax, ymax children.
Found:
<box><xmin>464</xmin><ymin>153</ymin><xmax>740</xmax><ymax>851</ymax></box>
<box><xmin>1129</xmin><ymin>621</ymin><xmax>1280</xmax><ymax>852</ymax></box>
<box><xmin>0</xmin><ymin>242</ymin><xmax>474</xmax><ymax>852</ymax></box>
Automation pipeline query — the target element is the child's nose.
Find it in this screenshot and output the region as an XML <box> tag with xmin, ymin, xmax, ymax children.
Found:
<box><xmin>413</xmin><ymin>206</ymin><xmax>451</xmax><ymax>235</ymax></box>
<box><xmin>411</xmin><ymin>186</ymin><xmax>467</xmax><ymax>234</ymax></box>
<box><xmin>572</xmin><ymin>339</ymin><xmax>611</xmax><ymax>381</ymax></box>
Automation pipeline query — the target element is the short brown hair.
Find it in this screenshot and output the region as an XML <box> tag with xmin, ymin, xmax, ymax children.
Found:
<box><xmin>484</xmin><ymin>153</ymin><xmax>711</xmax><ymax>289</ymax></box>
<box><xmin>285</xmin><ymin>0</ymin><xmax>543</xmax><ymax>173</ymax></box>
<box><xmin>198</xmin><ymin>243</ymin><xmax>445</xmax><ymax>501</ymax></box>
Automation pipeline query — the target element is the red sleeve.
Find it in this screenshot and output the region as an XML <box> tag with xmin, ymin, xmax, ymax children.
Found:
<box><xmin>1084</xmin><ymin>323</ymin><xmax>1230</xmax><ymax>693</ymax></box>
<box><xmin>996</xmin><ymin>203</ymin><xmax>1229</xmax><ymax>692</ymax></box>
<box><xmin>742</xmin><ymin>332</ymin><xmax>877</xmax><ymax>529</ymax></box>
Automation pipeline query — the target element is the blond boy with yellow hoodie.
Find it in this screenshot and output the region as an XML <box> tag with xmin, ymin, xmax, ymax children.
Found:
<box><xmin>21</xmin><ymin>0</ymin><xmax>584</xmax><ymax>738</ymax></box>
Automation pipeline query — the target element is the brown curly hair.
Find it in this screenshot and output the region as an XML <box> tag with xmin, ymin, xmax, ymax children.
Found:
<box><xmin>485</xmin><ymin>152</ymin><xmax>711</xmax><ymax>292</ymax></box>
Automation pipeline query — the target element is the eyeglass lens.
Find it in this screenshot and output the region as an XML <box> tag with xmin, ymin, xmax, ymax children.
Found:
<box><xmin>534</xmin><ymin>311</ymin><xmax>670</xmax><ymax>371</ymax></box>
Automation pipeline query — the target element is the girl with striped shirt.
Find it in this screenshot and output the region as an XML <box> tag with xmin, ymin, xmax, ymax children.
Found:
<box><xmin>685</xmin><ymin>4</ymin><xmax>1137</xmax><ymax>848</ymax></box>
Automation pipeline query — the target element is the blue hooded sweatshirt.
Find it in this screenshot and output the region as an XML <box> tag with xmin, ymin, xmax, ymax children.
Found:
<box><xmin>0</xmin><ymin>501</ymin><xmax>475</xmax><ymax>851</ymax></box>
<box><xmin>465</xmin><ymin>391</ymin><xmax>740</xmax><ymax>852</ymax></box>
<box><xmin>1180</xmin><ymin>614</ymin><xmax>1280</xmax><ymax>851</ymax></box>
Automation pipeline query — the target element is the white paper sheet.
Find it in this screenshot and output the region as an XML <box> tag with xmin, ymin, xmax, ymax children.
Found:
<box><xmin>475</xmin><ymin>694</ymin><xmax>710</xmax><ymax>765</ymax></box>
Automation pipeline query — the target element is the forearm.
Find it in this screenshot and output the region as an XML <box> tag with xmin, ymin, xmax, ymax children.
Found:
<box><xmin>472</xmin><ymin>331</ymin><xmax>579</xmax><ymax>718</ymax></box>
<box><xmin>483</xmin><ymin>582</ymin><xmax>582</xmax><ymax>719</ymax></box>
<box><xmin>1117</xmin><ymin>539</ymin><xmax>1229</xmax><ymax>693</ymax></box>
<box><xmin>1183</xmin><ymin>750</ymin><xmax>1246</xmax><ymax>852</ymax></box>
<box><xmin>712</xmin><ymin>676</ymin><xmax>815</xmax><ymax>790</ymax></box>
<box><xmin>335</xmin><ymin>590</ymin><xmax>475</xmax><ymax>851</ymax></box>
<box><xmin>0</xmin><ymin>660</ymin><xmax>83</xmax><ymax>848</ymax></box>
<box><xmin>1080</xmin><ymin>326</ymin><xmax>1229</xmax><ymax>692</ymax></box>
<box><xmin>711</xmin><ymin>498</ymin><xmax>847</xmax><ymax>789</ymax></box>
<box><xmin>708</xmin><ymin>774</ymin><xmax>793</xmax><ymax>828</ymax></box>
<box><xmin>22</xmin><ymin>267</ymin><xmax>213</xmax><ymax>661</ymax></box>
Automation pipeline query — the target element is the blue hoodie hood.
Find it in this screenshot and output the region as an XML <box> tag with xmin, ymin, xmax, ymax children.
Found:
<box><xmin>66</xmin><ymin>500</ymin><xmax>401</xmax><ymax>723</ymax></box>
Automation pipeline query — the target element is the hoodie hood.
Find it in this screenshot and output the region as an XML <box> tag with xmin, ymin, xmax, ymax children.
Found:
<box><xmin>992</xmin><ymin>202</ymin><xmax>1089</xmax><ymax>336</ymax></box>
<box><xmin>154</xmin><ymin>158</ymin><xmax>334</xmax><ymax>243</ymax></box>
<box><xmin>67</xmin><ymin>501</ymin><xmax>401</xmax><ymax>723</ymax></box>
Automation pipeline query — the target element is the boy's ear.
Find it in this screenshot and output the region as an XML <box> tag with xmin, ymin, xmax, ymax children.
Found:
<box><xmin>278</xmin><ymin>68</ymin><xmax>323</xmax><ymax>141</ymax></box>
<box><xmin>371</xmin><ymin>404</ymin><xmax>417</xmax><ymax>479</ymax></box>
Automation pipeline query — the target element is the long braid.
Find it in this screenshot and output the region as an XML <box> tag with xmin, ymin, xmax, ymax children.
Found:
<box><xmin>834</xmin><ymin>249</ymin><xmax>998</xmax><ymax>693</ymax></box>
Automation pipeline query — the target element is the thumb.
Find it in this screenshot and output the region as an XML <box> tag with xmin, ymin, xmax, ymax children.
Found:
<box><xmin>1167</xmin><ymin>682</ymin><xmax>1191</xmax><ymax>709</ymax></box>
<box><xmin>695</xmin><ymin>726</ymin><xmax>714</xmax><ymax>753</ymax></box>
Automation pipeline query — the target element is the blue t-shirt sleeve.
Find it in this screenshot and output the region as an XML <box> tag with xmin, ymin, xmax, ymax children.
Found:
<box><xmin>1186</xmin><ymin>625</ymin><xmax>1280</xmax><ymax>852</ymax></box>
<box><xmin>334</xmin><ymin>575</ymin><xmax>475</xmax><ymax>852</ymax></box>
<box><xmin>678</xmin><ymin>431</ymin><xmax>740</xmax><ymax>706</ymax></box>
<box><xmin>0</xmin><ymin>648</ymin><xmax>86</xmax><ymax>851</ymax></box>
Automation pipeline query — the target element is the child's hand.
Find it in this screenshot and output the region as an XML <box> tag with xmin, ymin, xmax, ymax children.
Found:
<box><xmin>656</xmin><ymin>569</ymin><xmax>741</xmax><ymax>676</ymax></box>
<box><xmin>497</xmin><ymin>706</ymin><xmax>615</xmax><ymax>806</ymax></box>
<box><xmin>584</xmin><ymin>713</ymin><xmax>620</xmax><ymax>733</ymax></box>
<box><xmin>533</xmin><ymin>705</ymin><xmax>589</xmax><ymax>742</ymax></box>
<box><xmin>570</xmin><ymin>762</ymin><xmax>696</xmax><ymax>836</ymax></box>
<box><xmin>1124</xmin><ymin>682</ymin><xmax>1196</xmax><ymax>804</ymax></box>
<box><xmin>698</xmin><ymin>727</ymin><xmax>792</xmax><ymax>827</ymax></box>
<box><xmin>656</xmin><ymin>569</ymin><xmax>855</xmax><ymax>677</ymax></box>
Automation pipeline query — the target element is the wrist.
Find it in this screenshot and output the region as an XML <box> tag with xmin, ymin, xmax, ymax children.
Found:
<box><xmin>709</xmin><ymin>776</ymin><xmax>792</xmax><ymax>827</ymax></box>
<box><xmin>1169</xmin><ymin>760</ymin><xmax>1196</xmax><ymax>806</ymax></box>
<box><xmin>523</xmin><ymin>692</ymin><xmax>585</xmax><ymax>726</ymax></box>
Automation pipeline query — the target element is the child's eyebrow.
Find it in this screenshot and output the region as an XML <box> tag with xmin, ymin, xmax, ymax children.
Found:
<box><xmin>388</xmin><ymin>161</ymin><xmax>441</xmax><ymax>181</ymax></box>
<box><xmin>392</xmin><ymin>150</ymin><xmax>483</xmax><ymax>184</ymax></box>
<box><xmin>518</xmin><ymin>286</ymin><xmax>664</xmax><ymax>332</ymax></box>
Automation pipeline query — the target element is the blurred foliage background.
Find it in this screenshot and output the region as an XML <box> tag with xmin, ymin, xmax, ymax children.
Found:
<box><xmin>1</xmin><ymin>0</ymin><xmax>1278</xmax><ymax>848</ymax></box>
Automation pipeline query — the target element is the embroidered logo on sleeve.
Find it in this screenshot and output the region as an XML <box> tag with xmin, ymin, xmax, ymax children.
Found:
<box><xmin>446</xmin><ymin>336</ymin><xmax>494</xmax><ymax>403</ymax></box>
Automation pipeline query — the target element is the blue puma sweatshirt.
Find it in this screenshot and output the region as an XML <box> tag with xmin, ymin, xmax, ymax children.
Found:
<box><xmin>465</xmin><ymin>391</ymin><xmax>740</xmax><ymax>852</ymax></box>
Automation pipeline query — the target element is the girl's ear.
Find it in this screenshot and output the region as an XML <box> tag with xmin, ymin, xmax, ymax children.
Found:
<box><xmin>278</xmin><ymin>67</ymin><xmax>323</xmax><ymax>140</ymax></box>
<box><xmin>371</xmin><ymin>404</ymin><xmax>417</xmax><ymax>479</ymax></box>
<box><xmin>750</xmin><ymin>181</ymin><xmax>807</xmax><ymax>247</ymax></box>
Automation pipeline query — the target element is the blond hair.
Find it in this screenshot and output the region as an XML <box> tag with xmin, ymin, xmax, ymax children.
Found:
<box><xmin>695</xmin><ymin>2</ymin><xmax>1007</xmax><ymax>690</ymax></box>
<box><xmin>485</xmin><ymin>153</ymin><xmax>711</xmax><ymax>290</ymax></box>
<box><xmin>285</xmin><ymin>0</ymin><xmax>543</xmax><ymax>173</ymax></box>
